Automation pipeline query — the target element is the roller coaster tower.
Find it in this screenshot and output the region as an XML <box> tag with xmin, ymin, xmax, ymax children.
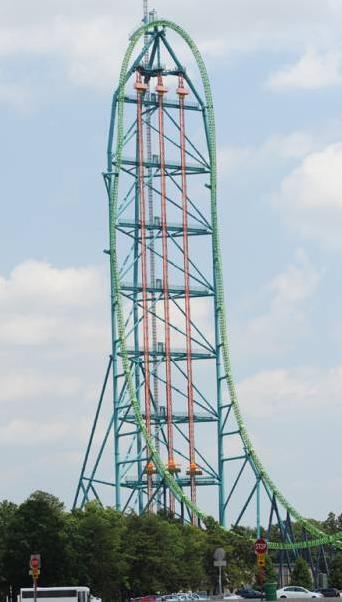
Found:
<box><xmin>74</xmin><ymin>5</ymin><xmax>342</xmax><ymax>581</ymax></box>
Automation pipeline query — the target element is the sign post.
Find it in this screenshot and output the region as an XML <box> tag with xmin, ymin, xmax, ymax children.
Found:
<box><xmin>213</xmin><ymin>548</ymin><xmax>226</xmax><ymax>597</ymax></box>
<box><xmin>29</xmin><ymin>554</ymin><xmax>41</xmax><ymax>602</ymax></box>
<box><xmin>257</xmin><ymin>553</ymin><xmax>266</xmax><ymax>568</ymax></box>
<box><xmin>254</xmin><ymin>539</ymin><xmax>267</xmax><ymax>599</ymax></box>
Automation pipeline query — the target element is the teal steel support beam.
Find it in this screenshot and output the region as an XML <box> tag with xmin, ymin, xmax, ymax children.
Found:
<box><xmin>133</xmin><ymin>131</ymin><xmax>144</xmax><ymax>514</ymax></box>
<box><xmin>256</xmin><ymin>477</ymin><xmax>261</xmax><ymax>538</ymax></box>
<box><xmin>73</xmin><ymin>356</ymin><xmax>113</xmax><ymax>510</ymax></box>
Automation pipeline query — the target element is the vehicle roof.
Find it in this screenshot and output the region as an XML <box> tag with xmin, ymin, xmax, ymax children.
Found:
<box><xmin>21</xmin><ymin>588</ymin><xmax>89</xmax><ymax>591</ymax></box>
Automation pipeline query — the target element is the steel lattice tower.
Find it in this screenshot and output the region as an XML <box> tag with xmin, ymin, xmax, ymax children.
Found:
<box><xmin>74</xmin><ymin>13</ymin><xmax>342</xmax><ymax>579</ymax></box>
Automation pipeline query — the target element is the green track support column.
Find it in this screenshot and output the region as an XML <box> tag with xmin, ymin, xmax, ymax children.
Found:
<box><xmin>213</xmin><ymin>266</ymin><xmax>226</xmax><ymax>527</ymax></box>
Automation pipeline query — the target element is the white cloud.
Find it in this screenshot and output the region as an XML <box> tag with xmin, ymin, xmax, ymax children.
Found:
<box><xmin>218</xmin><ymin>134</ymin><xmax>342</xmax><ymax>249</ymax></box>
<box><xmin>238</xmin><ymin>364</ymin><xmax>342</xmax><ymax>418</ymax></box>
<box><xmin>0</xmin><ymin>73</ymin><xmax>35</xmax><ymax>111</ymax></box>
<box><xmin>269</xmin><ymin>252</ymin><xmax>320</xmax><ymax>303</ymax></box>
<box><xmin>279</xmin><ymin>143</ymin><xmax>342</xmax><ymax>210</ymax></box>
<box><xmin>267</xmin><ymin>49</ymin><xmax>342</xmax><ymax>90</ymax></box>
<box><xmin>0</xmin><ymin>7</ymin><xmax>132</xmax><ymax>91</ymax></box>
<box><xmin>0</xmin><ymin>372</ymin><xmax>84</xmax><ymax>402</ymax></box>
<box><xmin>1</xmin><ymin>0</ymin><xmax>342</xmax><ymax>94</ymax></box>
<box><xmin>233</xmin><ymin>251</ymin><xmax>320</xmax><ymax>358</ymax></box>
<box><xmin>0</xmin><ymin>260</ymin><xmax>107</xmax><ymax>346</ymax></box>
<box><xmin>0</xmin><ymin>419</ymin><xmax>70</xmax><ymax>445</ymax></box>
<box><xmin>53</xmin><ymin>16</ymin><xmax>129</xmax><ymax>88</ymax></box>
<box><xmin>164</xmin><ymin>0</ymin><xmax>342</xmax><ymax>58</ymax></box>
<box><xmin>262</xmin><ymin>132</ymin><xmax>316</xmax><ymax>159</ymax></box>
<box><xmin>218</xmin><ymin>132</ymin><xmax>315</xmax><ymax>176</ymax></box>
<box><xmin>0</xmin><ymin>259</ymin><xmax>114</xmax><ymax>502</ymax></box>
<box><xmin>1</xmin><ymin>260</ymin><xmax>105</xmax><ymax>307</ymax></box>
<box><xmin>275</xmin><ymin>142</ymin><xmax>342</xmax><ymax>246</ymax></box>
<box><xmin>235</xmin><ymin>362</ymin><xmax>342</xmax><ymax>519</ymax></box>
<box><xmin>0</xmin><ymin>260</ymin><xmax>109</xmax><ymax>405</ymax></box>
<box><xmin>218</xmin><ymin>146</ymin><xmax>252</xmax><ymax>175</ymax></box>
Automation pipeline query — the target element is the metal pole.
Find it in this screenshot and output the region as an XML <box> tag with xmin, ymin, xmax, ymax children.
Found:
<box><xmin>177</xmin><ymin>74</ymin><xmax>198</xmax><ymax>518</ymax></box>
<box><xmin>135</xmin><ymin>71</ymin><xmax>153</xmax><ymax>504</ymax></box>
<box><xmin>203</xmin><ymin>95</ymin><xmax>225</xmax><ymax>525</ymax></box>
<box><xmin>134</xmin><ymin>121</ymin><xmax>144</xmax><ymax>515</ymax></box>
<box><xmin>219</xmin><ymin>565</ymin><xmax>222</xmax><ymax>596</ymax></box>
<box><xmin>214</xmin><ymin>259</ymin><xmax>225</xmax><ymax>526</ymax></box>
<box><xmin>108</xmin><ymin>169</ymin><xmax>120</xmax><ymax>510</ymax></box>
<box><xmin>144</xmin><ymin>0</ymin><xmax>161</xmax><ymax>510</ymax></box>
<box><xmin>157</xmin><ymin>73</ymin><xmax>176</xmax><ymax>514</ymax></box>
<box><xmin>256</xmin><ymin>478</ymin><xmax>261</xmax><ymax>538</ymax></box>
<box><xmin>33</xmin><ymin>579</ymin><xmax>37</xmax><ymax>602</ymax></box>
<box><xmin>73</xmin><ymin>357</ymin><xmax>113</xmax><ymax>509</ymax></box>
<box><xmin>143</xmin><ymin>0</ymin><xmax>148</xmax><ymax>24</ymax></box>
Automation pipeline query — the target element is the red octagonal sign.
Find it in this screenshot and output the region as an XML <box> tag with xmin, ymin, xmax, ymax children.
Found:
<box><xmin>254</xmin><ymin>538</ymin><xmax>268</xmax><ymax>555</ymax></box>
<box><xmin>30</xmin><ymin>555</ymin><xmax>41</xmax><ymax>570</ymax></box>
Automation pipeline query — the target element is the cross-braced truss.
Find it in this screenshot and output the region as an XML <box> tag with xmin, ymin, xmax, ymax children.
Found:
<box><xmin>73</xmin><ymin>16</ymin><xmax>342</xmax><ymax>580</ymax></box>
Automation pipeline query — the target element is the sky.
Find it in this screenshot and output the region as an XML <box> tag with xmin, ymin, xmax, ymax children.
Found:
<box><xmin>0</xmin><ymin>0</ymin><xmax>342</xmax><ymax>522</ymax></box>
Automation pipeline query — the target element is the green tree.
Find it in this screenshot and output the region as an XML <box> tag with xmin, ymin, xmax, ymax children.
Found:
<box><xmin>2</xmin><ymin>491</ymin><xmax>72</xmax><ymax>593</ymax></box>
<box><xmin>264</xmin><ymin>556</ymin><xmax>277</xmax><ymax>584</ymax></box>
<box><xmin>123</xmin><ymin>512</ymin><xmax>186</xmax><ymax>595</ymax></box>
<box><xmin>203</xmin><ymin>521</ymin><xmax>254</xmax><ymax>592</ymax></box>
<box><xmin>177</xmin><ymin>523</ymin><xmax>207</xmax><ymax>590</ymax></box>
<box><xmin>323</xmin><ymin>513</ymin><xmax>338</xmax><ymax>534</ymax></box>
<box><xmin>226</xmin><ymin>534</ymin><xmax>255</xmax><ymax>591</ymax></box>
<box><xmin>70</xmin><ymin>503</ymin><xmax>127</xmax><ymax>602</ymax></box>
<box><xmin>330</xmin><ymin>553</ymin><xmax>342</xmax><ymax>588</ymax></box>
<box><xmin>203</xmin><ymin>520</ymin><xmax>232</xmax><ymax>592</ymax></box>
<box><xmin>0</xmin><ymin>501</ymin><xmax>18</xmax><ymax>598</ymax></box>
<box><xmin>291</xmin><ymin>557</ymin><xmax>313</xmax><ymax>589</ymax></box>
<box><xmin>337</xmin><ymin>514</ymin><xmax>342</xmax><ymax>532</ymax></box>
<box><xmin>3</xmin><ymin>489</ymin><xmax>323</xmax><ymax>601</ymax></box>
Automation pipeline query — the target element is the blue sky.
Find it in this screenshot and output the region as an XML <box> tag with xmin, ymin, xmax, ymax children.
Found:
<box><xmin>0</xmin><ymin>0</ymin><xmax>342</xmax><ymax>521</ymax></box>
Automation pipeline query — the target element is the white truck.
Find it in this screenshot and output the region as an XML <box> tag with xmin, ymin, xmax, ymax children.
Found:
<box><xmin>19</xmin><ymin>587</ymin><xmax>91</xmax><ymax>602</ymax></box>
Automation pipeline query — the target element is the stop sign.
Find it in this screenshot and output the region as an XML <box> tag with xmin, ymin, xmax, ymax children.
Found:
<box><xmin>254</xmin><ymin>538</ymin><xmax>267</xmax><ymax>554</ymax></box>
<box><xmin>30</xmin><ymin>555</ymin><xmax>41</xmax><ymax>570</ymax></box>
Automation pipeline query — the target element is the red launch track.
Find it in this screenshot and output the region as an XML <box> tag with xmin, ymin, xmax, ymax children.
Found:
<box><xmin>177</xmin><ymin>75</ymin><xmax>198</xmax><ymax>519</ymax></box>
<box><xmin>156</xmin><ymin>74</ymin><xmax>177</xmax><ymax>514</ymax></box>
<box><xmin>135</xmin><ymin>72</ymin><xmax>153</xmax><ymax>504</ymax></box>
<box><xmin>135</xmin><ymin>70</ymin><xmax>199</xmax><ymax>515</ymax></box>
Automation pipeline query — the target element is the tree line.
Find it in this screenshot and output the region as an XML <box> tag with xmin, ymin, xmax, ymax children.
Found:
<box><xmin>0</xmin><ymin>491</ymin><xmax>341</xmax><ymax>602</ymax></box>
<box><xmin>0</xmin><ymin>491</ymin><xmax>256</xmax><ymax>601</ymax></box>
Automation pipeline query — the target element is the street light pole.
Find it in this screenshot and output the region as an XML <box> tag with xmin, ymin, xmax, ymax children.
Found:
<box><xmin>213</xmin><ymin>548</ymin><xmax>226</xmax><ymax>597</ymax></box>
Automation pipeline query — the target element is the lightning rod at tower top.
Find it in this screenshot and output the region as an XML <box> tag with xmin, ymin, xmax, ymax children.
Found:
<box><xmin>142</xmin><ymin>0</ymin><xmax>157</xmax><ymax>27</ymax></box>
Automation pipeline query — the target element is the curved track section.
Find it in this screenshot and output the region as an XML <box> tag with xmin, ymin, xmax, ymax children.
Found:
<box><xmin>108</xmin><ymin>19</ymin><xmax>342</xmax><ymax>551</ymax></box>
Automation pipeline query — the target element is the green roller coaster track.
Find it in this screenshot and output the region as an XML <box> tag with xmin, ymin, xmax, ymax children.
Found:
<box><xmin>104</xmin><ymin>18</ymin><xmax>342</xmax><ymax>552</ymax></box>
